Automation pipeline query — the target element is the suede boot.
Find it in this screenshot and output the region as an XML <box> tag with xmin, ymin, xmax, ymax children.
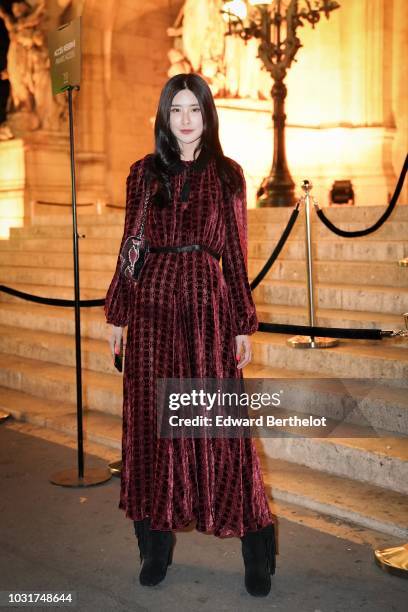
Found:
<box><xmin>133</xmin><ymin>518</ymin><xmax>174</xmax><ymax>586</ymax></box>
<box><xmin>240</xmin><ymin>523</ymin><xmax>276</xmax><ymax>597</ymax></box>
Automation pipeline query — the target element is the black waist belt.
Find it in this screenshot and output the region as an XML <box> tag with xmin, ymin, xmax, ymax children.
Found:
<box><xmin>149</xmin><ymin>243</ymin><xmax>221</xmax><ymax>262</ymax></box>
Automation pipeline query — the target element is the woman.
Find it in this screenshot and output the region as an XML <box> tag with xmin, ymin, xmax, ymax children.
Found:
<box><xmin>105</xmin><ymin>73</ymin><xmax>276</xmax><ymax>597</ymax></box>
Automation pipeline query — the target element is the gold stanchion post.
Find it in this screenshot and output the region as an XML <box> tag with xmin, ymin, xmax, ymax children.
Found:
<box><xmin>288</xmin><ymin>180</ymin><xmax>338</xmax><ymax>348</ymax></box>
<box><xmin>108</xmin><ymin>460</ymin><xmax>122</xmax><ymax>477</ymax></box>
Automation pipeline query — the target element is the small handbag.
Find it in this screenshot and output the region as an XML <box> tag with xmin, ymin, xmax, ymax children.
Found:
<box><xmin>119</xmin><ymin>184</ymin><xmax>151</xmax><ymax>282</ymax></box>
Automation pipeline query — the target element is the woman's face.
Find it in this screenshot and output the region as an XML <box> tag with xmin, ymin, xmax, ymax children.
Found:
<box><xmin>169</xmin><ymin>88</ymin><xmax>203</xmax><ymax>150</ymax></box>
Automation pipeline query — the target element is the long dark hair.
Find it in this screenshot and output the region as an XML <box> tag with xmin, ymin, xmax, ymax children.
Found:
<box><xmin>145</xmin><ymin>73</ymin><xmax>242</xmax><ymax>208</ymax></box>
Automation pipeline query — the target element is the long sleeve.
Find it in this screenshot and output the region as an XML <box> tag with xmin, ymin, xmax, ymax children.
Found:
<box><xmin>221</xmin><ymin>162</ymin><xmax>258</xmax><ymax>336</ymax></box>
<box><xmin>104</xmin><ymin>159</ymin><xmax>145</xmax><ymax>327</ymax></box>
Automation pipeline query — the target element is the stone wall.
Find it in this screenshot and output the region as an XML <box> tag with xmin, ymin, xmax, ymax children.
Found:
<box><xmin>73</xmin><ymin>0</ymin><xmax>182</xmax><ymax>206</ymax></box>
<box><xmin>72</xmin><ymin>0</ymin><xmax>405</xmax><ymax>208</ymax></box>
<box><xmin>1</xmin><ymin>0</ymin><xmax>405</xmax><ymax>232</ymax></box>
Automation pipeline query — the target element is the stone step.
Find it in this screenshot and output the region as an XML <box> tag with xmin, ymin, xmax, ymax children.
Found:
<box><xmin>0</xmin><ymin>322</ymin><xmax>407</xmax><ymax>426</ymax></box>
<box><xmin>1</xmin><ymin>266</ymin><xmax>406</xmax><ymax>311</ymax></box>
<box><xmin>258</xmin><ymin>428</ymin><xmax>408</xmax><ymax>495</ymax></box>
<box><xmin>0</xmin><ymin>266</ymin><xmax>111</xmax><ymax>292</ymax></box>
<box><xmin>10</xmin><ymin>220</ymin><xmax>127</xmax><ymax>244</ymax></box>
<box><xmin>249</xmin><ymin>239</ymin><xmax>407</xmax><ymax>261</ymax></box>
<box><xmin>248</xmin><ymin>221</ymin><xmax>408</xmax><ymax>241</ymax></box>
<box><xmin>31</xmin><ymin>211</ymin><xmax>126</xmax><ymax>226</ymax></box>
<box><xmin>0</xmin><ymin>387</ymin><xmax>407</xmax><ymax>510</ymax></box>
<box><xmin>8</xmin><ymin>224</ymin><xmax>125</xmax><ymax>240</ymax></box>
<box><xmin>1</xmin><ymin>234</ymin><xmax>407</xmax><ymax>263</ymax></box>
<box><xmin>255</xmin><ymin>303</ymin><xmax>407</xmax><ymax>350</ymax></box>
<box><xmin>0</xmin><ymin>282</ymin><xmax>103</xmax><ymax>306</ymax></box>
<box><xmin>250</xmin><ymin>332</ymin><xmax>408</xmax><ymax>383</ymax></box>
<box><xmin>0</xmin><ymin>352</ymin><xmax>324</xmax><ymax>417</ymax></box>
<box><xmin>0</xmin><ymin>289</ymin><xmax>407</xmax><ymax>348</ymax></box>
<box><xmin>244</xmin><ymin>362</ymin><xmax>408</xmax><ymax>429</ymax></box>
<box><xmin>1</xmin><ymin>385</ymin><xmax>407</xmax><ymax>537</ymax></box>
<box><xmin>27</xmin><ymin>204</ymin><xmax>408</xmax><ymax>226</ymax></box>
<box><xmin>0</xmin><ymin>250</ymin><xmax>118</xmax><ymax>271</ymax></box>
<box><xmin>0</xmin><ymin>301</ymin><xmax>106</xmax><ymax>340</ymax></box>
<box><xmin>0</xmin><ymin>353</ymin><xmax>122</xmax><ymax>415</ymax></box>
<box><xmin>0</xmin><ymin>296</ymin><xmax>405</xmax><ymax>349</ymax></box>
<box><xmin>0</xmin><ymin>237</ymin><xmax>121</xmax><ymax>254</ymax></box>
<box><xmin>0</xmin><ymin>354</ymin><xmax>302</xmax><ymax>416</ymax></box>
<box><xmin>246</xmin><ymin>357</ymin><xmax>408</xmax><ymax>387</ymax></box>
<box><xmin>1</xmin><ymin>252</ymin><xmax>407</xmax><ymax>291</ymax></box>
<box><xmin>6</xmin><ymin>215</ymin><xmax>408</xmax><ymax>243</ymax></box>
<box><xmin>1</xmin><ymin>315</ymin><xmax>407</xmax><ymax>383</ymax></box>
<box><xmin>248</xmin><ymin>259</ymin><xmax>408</xmax><ymax>288</ymax></box>
<box><xmin>0</xmin><ymin>300</ymin><xmax>403</xmax><ymax>344</ymax></box>
<box><xmin>248</xmin><ymin>204</ymin><xmax>408</xmax><ymax>223</ymax></box>
<box><xmin>0</xmin><ymin>324</ymin><xmax>115</xmax><ymax>377</ymax></box>
<box><xmin>251</xmin><ymin>378</ymin><xmax>408</xmax><ymax>435</ymax></box>
<box><xmin>253</xmin><ymin>278</ymin><xmax>408</xmax><ymax>315</ymax></box>
<box><xmin>1</xmin><ymin>294</ymin><xmax>407</xmax><ymax>380</ymax></box>
<box><xmin>1</xmin><ymin>287</ymin><xmax>406</xmax><ymax>384</ymax></box>
<box><xmin>254</xmin><ymin>444</ymin><xmax>408</xmax><ymax>539</ymax></box>
<box><xmin>255</xmin><ymin>302</ymin><xmax>403</xmax><ymax>331</ymax></box>
<box><xmin>0</xmin><ymin>387</ymin><xmax>123</xmax><ymax>451</ymax></box>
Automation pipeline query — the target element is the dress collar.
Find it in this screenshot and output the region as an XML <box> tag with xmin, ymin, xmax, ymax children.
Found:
<box><xmin>167</xmin><ymin>147</ymin><xmax>212</xmax><ymax>176</ymax></box>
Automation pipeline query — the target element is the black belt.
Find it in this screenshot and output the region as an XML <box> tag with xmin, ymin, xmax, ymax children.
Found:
<box><xmin>148</xmin><ymin>243</ymin><xmax>221</xmax><ymax>262</ymax></box>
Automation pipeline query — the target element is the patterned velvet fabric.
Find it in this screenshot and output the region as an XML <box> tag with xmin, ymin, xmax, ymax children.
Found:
<box><xmin>104</xmin><ymin>153</ymin><xmax>274</xmax><ymax>537</ymax></box>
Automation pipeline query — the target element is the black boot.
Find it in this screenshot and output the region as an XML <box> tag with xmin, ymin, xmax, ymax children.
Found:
<box><xmin>133</xmin><ymin>518</ymin><xmax>174</xmax><ymax>586</ymax></box>
<box><xmin>240</xmin><ymin>523</ymin><xmax>276</xmax><ymax>597</ymax></box>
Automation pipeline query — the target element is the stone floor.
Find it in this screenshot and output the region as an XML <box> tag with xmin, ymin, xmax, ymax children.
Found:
<box><xmin>1</xmin><ymin>419</ymin><xmax>407</xmax><ymax>612</ymax></box>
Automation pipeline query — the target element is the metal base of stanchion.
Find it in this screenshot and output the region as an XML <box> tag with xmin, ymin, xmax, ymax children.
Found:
<box><xmin>50</xmin><ymin>467</ymin><xmax>112</xmax><ymax>487</ymax></box>
<box><xmin>0</xmin><ymin>410</ymin><xmax>11</xmax><ymax>423</ymax></box>
<box><xmin>398</xmin><ymin>257</ymin><xmax>408</xmax><ymax>267</ymax></box>
<box><xmin>108</xmin><ymin>460</ymin><xmax>122</xmax><ymax>477</ymax></box>
<box><xmin>374</xmin><ymin>543</ymin><xmax>408</xmax><ymax>578</ymax></box>
<box><xmin>287</xmin><ymin>335</ymin><xmax>339</xmax><ymax>348</ymax></box>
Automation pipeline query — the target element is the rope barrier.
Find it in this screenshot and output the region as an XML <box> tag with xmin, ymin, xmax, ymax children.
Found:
<box><xmin>314</xmin><ymin>154</ymin><xmax>407</xmax><ymax>238</ymax></box>
<box><xmin>35</xmin><ymin>200</ymin><xmax>95</xmax><ymax>207</ymax></box>
<box><xmin>0</xmin><ymin>203</ymin><xmax>301</xmax><ymax>308</ymax></box>
<box><xmin>106</xmin><ymin>204</ymin><xmax>125</xmax><ymax>210</ymax></box>
<box><xmin>258</xmin><ymin>321</ymin><xmax>386</xmax><ymax>340</ymax></box>
<box><xmin>0</xmin><ymin>285</ymin><xmax>104</xmax><ymax>307</ymax></box>
<box><xmin>1</xmin><ymin>168</ymin><xmax>406</xmax><ymax>341</ymax></box>
<box><xmin>0</xmin><ymin>284</ymin><xmax>398</xmax><ymax>340</ymax></box>
<box><xmin>250</xmin><ymin>204</ymin><xmax>300</xmax><ymax>291</ymax></box>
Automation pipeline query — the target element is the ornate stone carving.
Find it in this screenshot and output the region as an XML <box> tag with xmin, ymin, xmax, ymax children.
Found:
<box><xmin>167</xmin><ymin>0</ymin><xmax>271</xmax><ymax>99</ymax></box>
<box><xmin>0</xmin><ymin>0</ymin><xmax>68</xmax><ymax>135</ymax></box>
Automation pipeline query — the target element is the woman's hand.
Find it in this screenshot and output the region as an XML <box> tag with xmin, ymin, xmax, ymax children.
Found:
<box><xmin>235</xmin><ymin>334</ymin><xmax>252</xmax><ymax>369</ymax></box>
<box><xmin>109</xmin><ymin>325</ymin><xmax>124</xmax><ymax>361</ymax></box>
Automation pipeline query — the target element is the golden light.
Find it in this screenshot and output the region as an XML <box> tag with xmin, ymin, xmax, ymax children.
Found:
<box><xmin>221</xmin><ymin>0</ymin><xmax>247</xmax><ymax>22</ymax></box>
<box><xmin>0</xmin><ymin>145</ymin><xmax>25</xmax><ymax>239</ymax></box>
<box><xmin>215</xmin><ymin>95</ymin><xmax>388</xmax><ymax>210</ymax></box>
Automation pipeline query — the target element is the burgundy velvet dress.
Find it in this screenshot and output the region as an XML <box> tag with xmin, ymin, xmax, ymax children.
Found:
<box><xmin>104</xmin><ymin>152</ymin><xmax>274</xmax><ymax>537</ymax></box>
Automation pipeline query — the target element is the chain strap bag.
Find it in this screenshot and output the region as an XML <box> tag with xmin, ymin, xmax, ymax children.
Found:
<box><xmin>119</xmin><ymin>184</ymin><xmax>151</xmax><ymax>282</ymax></box>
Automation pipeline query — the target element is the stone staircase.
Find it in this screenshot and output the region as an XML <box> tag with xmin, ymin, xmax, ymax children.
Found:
<box><xmin>0</xmin><ymin>204</ymin><xmax>407</xmax><ymax>538</ymax></box>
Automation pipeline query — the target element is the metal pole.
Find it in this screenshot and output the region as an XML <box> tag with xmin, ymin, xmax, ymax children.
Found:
<box><xmin>50</xmin><ymin>86</ymin><xmax>111</xmax><ymax>487</ymax></box>
<box><xmin>304</xmin><ymin>181</ymin><xmax>316</xmax><ymax>337</ymax></box>
<box><xmin>69</xmin><ymin>86</ymin><xmax>84</xmax><ymax>479</ymax></box>
<box><xmin>287</xmin><ymin>180</ymin><xmax>338</xmax><ymax>349</ymax></box>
